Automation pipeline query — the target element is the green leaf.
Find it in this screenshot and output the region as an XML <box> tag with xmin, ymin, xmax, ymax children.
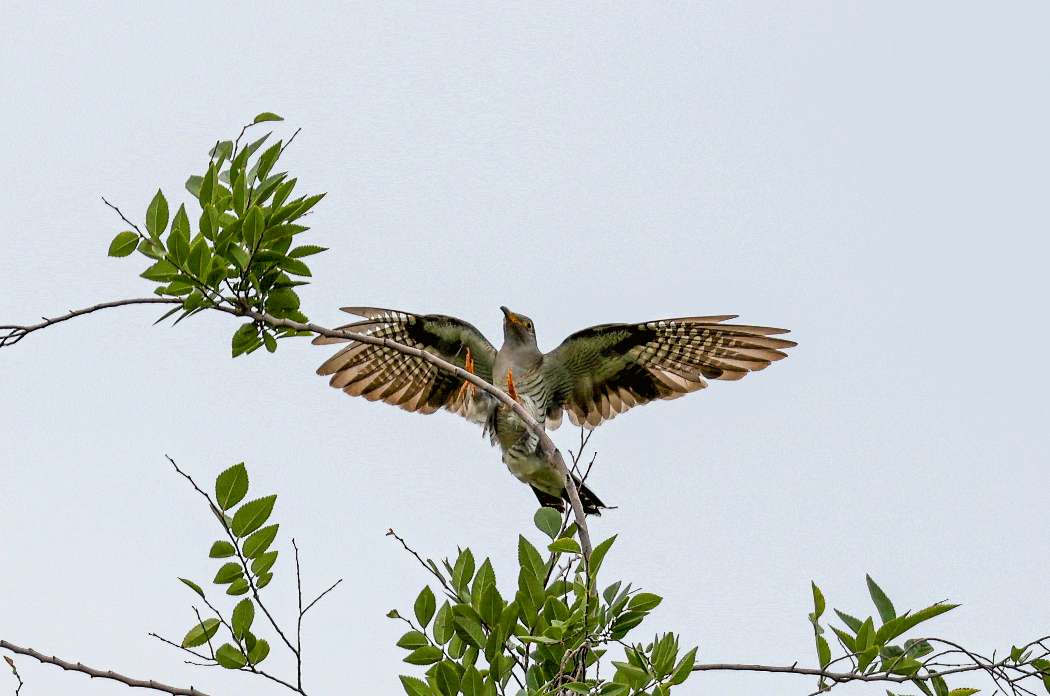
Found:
<box><xmin>517</xmin><ymin>535</ymin><xmax>546</xmax><ymax>580</ymax></box>
<box><xmin>435</xmin><ymin>661</ymin><xmax>460</xmax><ymax>696</ymax></box>
<box><xmin>947</xmin><ymin>690</ymin><xmax>979</xmax><ymax>696</ymax></box>
<box><xmin>243</xmin><ymin>205</ymin><xmax>265</xmax><ymax>250</ymax></box>
<box><xmin>432</xmin><ymin>602</ymin><xmax>455</xmax><ymax>645</ymax></box>
<box><xmin>670</xmin><ymin>646</ymin><xmax>698</xmax><ymax>685</ymax></box>
<box><xmin>816</xmin><ymin>634</ymin><xmax>831</xmax><ymax>668</ymax></box>
<box><xmin>146</xmin><ymin>189</ymin><xmax>169</xmax><ymax>238</ymax></box>
<box><xmin>470</xmin><ymin>559</ymin><xmax>496</xmax><ymax>610</ymax></box>
<box><xmin>534</xmin><ymin>508</ymin><xmax>562</xmax><ymax>539</ymax></box>
<box><xmin>232</xmin><ymin>598</ymin><xmax>255</xmax><ymax>639</ymax></box>
<box><xmin>835</xmin><ymin>609</ymin><xmax>864</xmax><ymax>633</ymax></box>
<box><xmin>215</xmin><ymin>643</ymin><xmax>247</xmax><ymax>669</ymax></box>
<box><xmin>548</xmin><ymin>538</ymin><xmax>581</xmax><ymax>555</ymax></box>
<box><xmin>932</xmin><ymin>674</ymin><xmax>950</xmax><ymax>696</ymax></box>
<box><xmin>288</xmin><ymin>244</ymin><xmax>327</xmax><ymax>258</ymax></box>
<box><xmin>231</xmin><ymin>495</ymin><xmax>276</xmax><ymax>537</ymax></box>
<box><xmin>247</xmin><ymin>638</ymin><xmax>269</xmax><ymax>665</ymax></box>
<box><xmin>399</xmin><ymin>675</ymin><xmax>434</xmax><ymax>696</ymax></box>
<box><xmin>403</xmin><ymin>646</ymin><xmax>443</xmax><ymax>666</ymax></box>
<box><xmin>255</xmin><ymin>142</ymin><xmax>282</xmax><ymax>181</ymax></box>
<box><xmin>478</xmin><ymin>585</ymin><xmax>502</xmax><ymax>627</ymax></box>
<box><xmin>208</xmin><ymin>541</ymin><xmax>236</xmax><ymax>558</ymax></box>
<box><xmin>251</xmin><ymin>550</ymin><xmax>278</xmax><ymax>575</ymax></box>
<box><xmin>179</xmin><ymin>578</ymin><xmax>205</xmax><ymax>598</ymax></box>
<box><xmin>243</xmin><ymin>524</ymin><xmax>279</xmax><ymax>558</ymax></box>
<box><xmin>108</xmin><ymin>231</ymin><xmax>139</xmax><ymax>257</ymax></box>
<box><xmin>415</xmin><ymin>586</ymin><xmax>437</xmax><ymax>628</ymax></box>
<box><xmin>453</xmin><ymin>615</ymin><xmax>486</xmax><ymax>649</ymax></box>
<box><xmin>452</xmin><ymin>549</ymin><xmax>476</xmax><ymax>592</ymax></box>
<box><xmin>396</xmin><ymin>630</ymin><xmax>429</xmax><ymax>650</ymax></box>
<box><xmin>866</xmin><ymin>574</ymin><xmax>897</xmax><ymax>623</ymax></box>
<box><xmin>213</xmin><ymin>562</ymin><xmax>242</xmax><ymax>584</ymax></box>
<box><xmin>215</xmin><ymin>463</ymin><xmax>249</xmax><ymax>511</ymax></box>
<box><xmin>628</xmin><ymin>592</ymin><xmax>663</xmax><ymax>612</ymax></box>
<box><xmin>589</xmin><ymin>534</ymin><xmax>617</xmax><ymax>576</ymax></box>
<box><xmin>181</xmin><ymin>618</ymin><xmax>220</xmax><ymax>648</ymax></box>
<box><xmin>278</xmin><ymin>256</ymin><xmax>311</xmax><ymax>277</ymax></box>
<box><xmin>460</xmin><ymin>666</ymin><xmax>485</xmax><ymax>696</ymax></box>
<box><xmin>232</xmin><ymin>322</ymin><xmax>259</xmax><ymax>358</ymax></box>
<box><xmin>186</xmin><ymin>175</ymin><xmax>203</xmax><ymax>198</ymax></box>
<box><xmin>254</xmin><ymin>112</ymin><xmax>284</xmax><ymax>124</ymax></box>
<box><xmin>255</xmin><ymin>573</ymin><xmax>272</xmax><ymax>590</ymax></box>
<box><xmin>141</xmin><ymin>259</ymin><xmax>178</xmax><ymax>281</ymax></box>
<box><xmin>227</xmin><ymin>578</ymin><xmax>250</xmax><ymax>595</ymax></box>
<box><xmin>811</xmin><ymin>581</ymin><xmax>826</xmax><ymax>618</ymax></box>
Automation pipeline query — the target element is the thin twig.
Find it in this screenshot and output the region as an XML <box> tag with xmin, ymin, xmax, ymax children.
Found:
<box><xmin>302</xmin><ymin>579</ymin><xmax>344</xmax><ymax>617</ymax></box>
<box><xmin>101</xmin><ymin>196</ymin><xmax>144</xmax><ymax>236</ymax></box>
<box><xmin>3</xmin><ymin>656</ymin><xmax>22</xmax><ymax>696</ymax></box>
<box><xmin>386</xmin><ymin>528</ymin><xmax>458</xmax><ymax>601</ymax></box>
<box><xmin>0</xmin><ymin>640</ymin><xmax>213</xmax><ymax>696</ymax></box>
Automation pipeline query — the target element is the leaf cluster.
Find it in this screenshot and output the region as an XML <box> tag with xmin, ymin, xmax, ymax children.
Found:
<box><xmin>175</xmin><ymin>462</ymin><xmax>279</xmax><ymax>671</ymax></box>
<box><xmin>106</xmin><ymin>112</ymin><xmax>327</xmax><ymax>356</ymax></box>
<box><xmin>391</xmin><ymin>508</ymin><xmax>697</xmax><ymax>696</ymax></box>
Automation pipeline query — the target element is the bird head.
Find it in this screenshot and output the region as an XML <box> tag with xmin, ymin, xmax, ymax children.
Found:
<box><xmin>500</xmin><ymin>306</ymin><xmax>537</xmax><ymax>346</ymax></box>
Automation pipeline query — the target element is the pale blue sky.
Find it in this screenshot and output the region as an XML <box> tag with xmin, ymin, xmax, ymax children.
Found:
<box><xmin>2</xmin><ymin>2</ymin><xmax>1048</xmax><ymax>695</ymax></box>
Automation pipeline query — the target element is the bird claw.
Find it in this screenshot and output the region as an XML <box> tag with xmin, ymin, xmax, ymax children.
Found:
<box><xmin>457</xmin><ymin>347</ymin><xmax>477</xmax><ymax>401</ymax></box>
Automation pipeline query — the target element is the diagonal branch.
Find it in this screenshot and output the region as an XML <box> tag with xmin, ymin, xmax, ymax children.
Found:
<box><xmin>0</xmin><ymin>640</ymin><xmax>212</xmax><ymax>696</ymax></box>
<box><xmin>1</xmin><ymin>297</ymin><xmax>594</xmax><ymax>558</ymax></box>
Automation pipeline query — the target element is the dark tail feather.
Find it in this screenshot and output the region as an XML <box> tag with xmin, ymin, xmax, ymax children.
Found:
<box><xmin>530</xmin><ymin>479</ymin><xmax>607</xmax><ymax>516</ymax></box>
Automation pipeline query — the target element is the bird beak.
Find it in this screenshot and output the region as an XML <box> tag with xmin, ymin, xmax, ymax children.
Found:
<box><xmin>500</xmin><ymin>306</ymin><xmax>511</xmax><ymax>317</ymax></box>
<box><xmin>501</xmin><ymin>306</ymin><xmax>522</xmax><ymax>325</ymax></box>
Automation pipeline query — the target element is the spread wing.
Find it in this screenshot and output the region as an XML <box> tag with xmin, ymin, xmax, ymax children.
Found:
<box><xmin>541</xmin><ymin>315</ymin><xmax>795</xmax><ymax>428</ymax></box>
<box><xmin>314</xmin><ymin>307</ymin><xmax>497</xmax><ymax>423</ymax></box>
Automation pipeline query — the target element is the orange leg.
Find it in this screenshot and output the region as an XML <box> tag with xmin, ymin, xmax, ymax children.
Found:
<box><xmin>456</xmin><ymin>347</ymin><xmax>477</xmax><ymax>401</ymax></box>
<box><xmin>506</xmin><ymin>368</ymin><xmax>520</xmax><ymax>403</ymax></box>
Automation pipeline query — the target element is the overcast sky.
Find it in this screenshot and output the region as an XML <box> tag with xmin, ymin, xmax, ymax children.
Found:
<box><xmin>2</xmin><ymin>3</ymin><xmax>1048</xmax><ymax>695</ymax></box>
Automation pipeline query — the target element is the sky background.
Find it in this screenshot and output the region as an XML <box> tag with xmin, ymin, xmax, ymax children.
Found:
<box><xmin>2</xmin><ymin>2</ymin><xmax>1048</xmax><ymax>695</ymax></box>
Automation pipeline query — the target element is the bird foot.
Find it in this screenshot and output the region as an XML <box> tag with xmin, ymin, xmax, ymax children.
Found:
<box><xmin>506</xmin><ymin>368</ymin><xmax>521</xmax><ymax>403</ymax></box>
<box><xmin>456</xmin><ymin>347</ymin><xmax>477</xmax><ymax>401</ymax></box>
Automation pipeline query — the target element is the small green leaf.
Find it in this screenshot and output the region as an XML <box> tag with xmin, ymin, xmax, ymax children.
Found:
<box><xmin>146</xmin><ymin>189</ymin><xmax>169</xmax><ymax>238</ymax></box>
<box><xmin>288</xmin><ymin>244</ymin><xmax>327</xmax><ymax>258</ymax></box>
<box><xmin>548</xmin><ymin>538</ymin><xmax>581</xmax><ymax>555</ymax></box>
<box><xmin>947</xmin><ymin>689</ymin><xmax>979</xmax><ymax>696</ymax></box>
<box><xmin>141</xmin><ymin>259</ymin><xmax>178</xmax><ymax>281</ymax></box>
<box><xmin>414</xmin><ymin>586</ymin><xmax>437</xmax><ymax>628</ymax></box>
<box><xmin>534</xmin><ymin>508</ymin><xmax>562</xmax><ymax>539</ymax></box>
<box><xmin>255</xmin><ymin>573</ymin><xmax>272</xmax><ymax>590</ymax></box>
<box><xmin>811</xmin><ymin>581</ymin><xmax>826</xmax><ymax>618</ymax></box>
<box><xmin>432</xmin><ymin>602</ymin><xmax>454</xmax><ymax>645</ymax></box>
<box><xmin>251</xmin><ymin>550</ymin><xmax>278</xmax><ymax>576</ymax></box>
<box><xmin>835</xmin><ymin>609</ymin><xmax>864</xmax><ymax>633</ymax></box>
<box><xmin>253</xmin><ymin>112</ymin><xmax>284</xmax><ymax>124</ymax></box>
<box><xmin>279</xmin><ymin>256</ymin><xmax>311</xmax><ymax>277</ymax></box>
<box><xmin>517</xmin><ymin>535</ymin><xmax>545</xmax><ymax>580</ymax></box>
<box><xmin>227</xmin><ymin>578</ymin><xmax>250</xmax><ymax>595</ymax></box>
<box><xmin>816</xmin><ymin>634</ymin><xmax>831</xmax><ymax>668</ymax></box>
<box><xmin>243</xmin><ymin>205</ymin><xmax>264</xmax><ymax>250</ymax></box>
<box><xmin>215</xmin><ymin>463</ymin><xmax>249</xmax><ymax>511</ymax></box>
<box><xmin>628</xmin><ymin>592</ymin><xmax>663</xmax><ymax>612</ymax></box>
<box><xmin>209</xmin><ymin>541</ymin><xmax>236</xmax><ymax>558</ymax></box>
<box><xmin>179</xmin><ymin>578</ymin><xmax>205</xmax><ymax>598</ymax></box>
<box><xmin>396</xmin><ymin>630</ymin><xmax>429</xmax><ymax>650</ymax></box>
<box><xmin>215</xmin><ymin>643</ymin><xmax>247</xmax><ymax>669</ymax></box>
<box><xmin>232</xmin><ymin>598</ymin><xmax>255</xmax><ymax>639</ymax></box>
<box><xmin>435</xmin><ymin>660</ymin><xmax>461</xmax><ymax>696</ymax></box>
<box><xmin>589</xmin><ymin>534</ymin><xmax>617</xmax><ymax>575</ymax></box>
<box><xmin>232</xmin><ymin>322</ymin><xmax>260</xmax><ymax>358</ymax></box>
<box><xmin>670</xmin><ymin>646</ymin><xmax>698</xmax><ymax>685</ymax></box>
<box><xmin>866</xmin><ymin>574</ymin><xmax>897</xmax><ymax>623</ymax></box>
<box><xmin>243</xmin><ymin>524</ymin><xmax>279</xmax><ymax>558</ymax></box>
<box><xmin>247</xmin><ymin>638</ymin><xmax>269</xmax><ymax>665</ymax></box>
<box><xmin>255</xmin><ymin>142</ymin><xmax>282</xmax><ymax>181</ymax></box>
<box><xmin>399</xmin><ymin>675</ymin><xmax>434</xmax><ymax>696</ymax></box>
<box><xmin>213</xmin><ymin>562</ymin><xmax>242</xmax><ymax>584</ymax></box>
<box><xmin>108</xmin><ymin>231</ymin><xmax>139</xmax><ymax>257</ymax></box>
<box><xmin>231</xmin><ymin>495</ymin><xmax>277</xmax><ymax>537</ymax></box>
<box><xmin>403</xmin><ymin>645</ymin><xmax>443</xmax><ymax>665</ymax></box>
<box><xmin>181</xmin><ymin>618</ymin><xmax>220</xmax><ymax>648</ymax></box>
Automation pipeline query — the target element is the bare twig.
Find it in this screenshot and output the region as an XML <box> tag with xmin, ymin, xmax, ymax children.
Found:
<box><xmin>302</xmin><ymin>579</ymin><xmax>344</xmax><ymax>617</ymax></box>
<box><xmin>101</xmin><ymin>196</ymin><xmax>144</xmax><ymax>236</ymax></box>
<box><xmin>0</xmin><ymin>640</ymin><xmax>212</xmax><ymax>696</ymax></box>
<box><xmin>0</xmin><ymin>297</ymin><xmax>179</xmax><ymax>347</ymax></box>
<box><xmin>386</xmin><ymin>528</ymin><xmax>458</xmax><ymax>601</ymax></box>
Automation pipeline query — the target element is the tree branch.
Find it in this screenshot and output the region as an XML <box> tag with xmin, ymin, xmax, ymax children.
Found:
<box><xmin>0</xmin><ymin>640</ymin><xmax>213</xmax><ymax>696</ymax></box>
<box><xmin>2</xmin><ymin>297</ymin><xmax>594</xmax><ymax>557</ymax></box>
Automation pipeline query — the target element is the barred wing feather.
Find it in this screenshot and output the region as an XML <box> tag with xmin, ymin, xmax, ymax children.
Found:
<box><xmin>541</xmin><ymin>315</ymin><xmax>795</xmax><ymax>428</ymax></box>
<box><xmin>313</xmin><ymin>307</ymin><xmax>498</xmax><ymax>424</ymax></box>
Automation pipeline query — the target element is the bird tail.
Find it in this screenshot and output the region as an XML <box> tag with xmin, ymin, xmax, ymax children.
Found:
<box><xmin>531</xmin><ymin>478</ymin><xmax>607</xmax><ymax>516</ymax></box>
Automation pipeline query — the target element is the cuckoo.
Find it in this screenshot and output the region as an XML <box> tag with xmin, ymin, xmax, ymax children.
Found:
<box><xmin>314</xmin><ymin>306</ymin><xmax>795</xmax><ymax>513</ymax></box>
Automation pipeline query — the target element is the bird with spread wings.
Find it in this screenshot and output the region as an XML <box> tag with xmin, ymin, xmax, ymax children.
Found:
<box><xmin>314</xmin><ymin>306</ymin><xmax>795</xmax><ymax>514</ymax></box>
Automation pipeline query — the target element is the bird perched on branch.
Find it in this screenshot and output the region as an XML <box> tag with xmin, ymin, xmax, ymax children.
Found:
<box><xmin>314</xmin><ymin>306</ymin><xmax>795</xmax><ymax>514</ymax></box>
